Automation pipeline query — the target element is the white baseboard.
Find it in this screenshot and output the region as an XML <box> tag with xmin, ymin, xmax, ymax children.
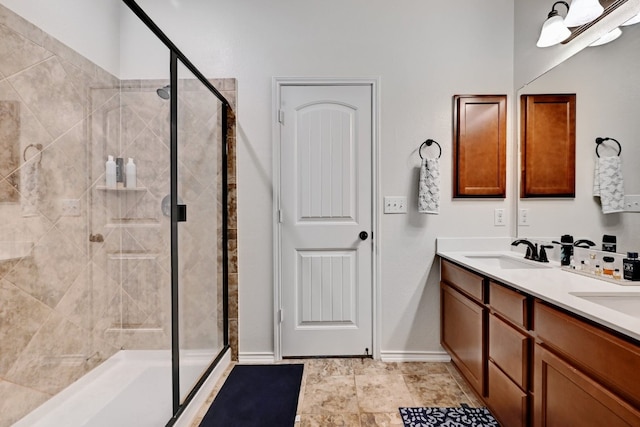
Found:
<box><xmin>238</xmin><ymin>352</ymin><xmax>276</xmax><ymax>364</ymax></box>
<box><xmin>380</xmin><ymin>350</ymin><xmax>451</xmax><ymax>363</ymax></box>
<box><xmin>174</xmin><ymin>349</ymin><xmax>231</xmax><ymax>427</ymax></box>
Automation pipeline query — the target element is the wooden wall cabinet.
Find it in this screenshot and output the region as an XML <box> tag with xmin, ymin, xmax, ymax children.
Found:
<box><xmin>453</xmin><ymin>95</ymin><xmax>507</xmax><ymax>198</ymax></box>
<box><xmin>520</xmin><ymin>94</ymin><xmax>576</xmax><ymax>197</ymax></box>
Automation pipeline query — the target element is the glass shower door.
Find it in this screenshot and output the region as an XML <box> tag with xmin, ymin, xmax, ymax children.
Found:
<box><xmin>175</xmin><ymin>61</ymin><xmax>226</xmax><ymax>403</ymax></box>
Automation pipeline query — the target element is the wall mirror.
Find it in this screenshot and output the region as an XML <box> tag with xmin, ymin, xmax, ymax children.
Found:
<box><xmin>516</xmin><ymin>23</ymin><xmax>640</xmax><ymax>254</ymax></box>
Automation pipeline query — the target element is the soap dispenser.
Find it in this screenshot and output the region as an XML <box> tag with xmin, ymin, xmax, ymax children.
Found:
<box><xmin>105</xmin><ymin>155</ymin><xmax>116</xmax><ymax>188</ymax></box>
<box><xmin>125</xmin><ymin>158</ymin><xmax>137</xmax><ymax>188</ymax></box>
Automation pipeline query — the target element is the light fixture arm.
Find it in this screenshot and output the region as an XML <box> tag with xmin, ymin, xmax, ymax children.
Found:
<box><xmin>549</xmin><ymin>1</ymin><xmax>570</xmax><ymax>18</ymax></box>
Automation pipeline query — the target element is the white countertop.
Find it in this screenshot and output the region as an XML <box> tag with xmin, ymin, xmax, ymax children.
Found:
<box><xmin>437</xmin><ymin>239</ymin><xmax>640</xmax><ymax>342</ymax></box>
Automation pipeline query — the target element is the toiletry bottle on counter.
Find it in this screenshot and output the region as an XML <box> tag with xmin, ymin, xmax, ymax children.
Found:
<box><xmin>125</xmin><ymin>158</ymin><xmax>137</xmax><ymax>188</ymax></box>
<box><xmin>602</xmin><ymin>256</ymin><xmax>615</xmax><ymax>276</ymax></box>
<box><xmin>559</xmin><ymin>234</ymin><xmax>573</xmax><ymax>266</ymax></box>
<box><xmin>106</xmin><ymin>155</ymin><xmax>116</xmax><ymax>188</ymax></box>
<box><xmin>602</xmin><ymin>234</ymin><xmax>617</xmax><ymax>252</ymax></box>
<box><xmin>623</xmin><ymin>252</ymin><xmax>640</xmax><ymax>281</ymax></box>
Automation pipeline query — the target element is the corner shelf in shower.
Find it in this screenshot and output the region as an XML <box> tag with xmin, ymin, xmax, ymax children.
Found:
<box><xmin>96</xmin><ymin>185</ymin><xmax>147</xmax><ymax>192</ymax></box>
<box><xmin>107</xmin><ymin>251</ymin><xmax>159</xmax><ymax>260</ymax></box>
<box><xmin>105</xmin><ymin>218</ymin><xmax>160</xmax><ymax>228</ymax></box>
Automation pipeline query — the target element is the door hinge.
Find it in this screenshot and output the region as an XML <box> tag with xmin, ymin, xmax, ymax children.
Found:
<box><xmin>278</xmin><ymin>309</ymin><xmax>283</xmax><ymax>323</ymax></box>
<box><xmin>278</xmin><ymin>109</ymin><xmax>284</xmax><ymax>124</ymax></box>
<box><xmin>278</xmin><ymin>210</ymin><xmax>283</xmax><ymax>223</ymax></box>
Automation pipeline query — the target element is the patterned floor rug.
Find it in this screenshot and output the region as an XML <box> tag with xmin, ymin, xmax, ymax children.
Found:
<box><xmin>399</xmin><ymin>404</ymin><xmax>500</xmax><ymax>427</ymax></box>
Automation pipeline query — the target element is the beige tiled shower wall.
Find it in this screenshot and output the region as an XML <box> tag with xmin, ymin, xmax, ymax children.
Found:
<box><xmin>0</xmin><ymin>5</ymin><xmax>238</xmax><ymax>426</ymax></box>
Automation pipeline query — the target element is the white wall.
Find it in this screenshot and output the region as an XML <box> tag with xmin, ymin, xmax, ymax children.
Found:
<box><xmin>0</xmin><ymin>0</ymin><xmax>121</xmax><ymax>75</ymax></box>
<box><xmin>4</xmin><ymin>0</ymin><xmax>515</xmax><ymax>358</ymax></box>
<box><xmin>124</xmin><ymin>0</ymin><xmax>515</xmax><ymax>357</ymax></box>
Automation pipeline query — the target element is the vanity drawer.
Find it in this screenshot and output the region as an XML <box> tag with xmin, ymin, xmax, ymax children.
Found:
<box><xmin>534</xmin><ymin>300</ymin><xmax>640</xmax><ymax>408</ymax></box>
<box><xmin>441</xmin><ymin>260</ymin><xmax>484</xmax><ymax>303</ymax></box>
<box><xmin>486</xmin><ymin>360</ymin><xmax>527</xmax><ymax>427</ymax></box>
<box><xmin>489</xmin><ymin>281</ymin><xmax>528</xmax><ymax>328</ymax></box>
<box><xmin>489</xmin><ymin>313</ymin><xmax>528</xmax><ymax>390</ymax></box>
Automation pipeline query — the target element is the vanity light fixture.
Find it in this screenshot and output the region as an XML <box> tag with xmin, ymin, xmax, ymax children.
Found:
<box><xmin>589</xmin><ymin>26</ymin><xmax>623</xmax><ymax>46</ymax></box>
<box><xmin>537</xmin><ymin>1</ymin><xmax>572</xmax><ymax>47</ymax></box>
<box><xmin>564</xmin><ymin>0</ymin><xmax>604</xmax><ymax>27</ymax></box>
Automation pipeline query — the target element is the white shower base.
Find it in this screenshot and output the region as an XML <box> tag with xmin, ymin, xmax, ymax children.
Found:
<box><xmin>14</xmin><ymin>349</ymin><xmax>230</xmax><ymax>427</ymax></box>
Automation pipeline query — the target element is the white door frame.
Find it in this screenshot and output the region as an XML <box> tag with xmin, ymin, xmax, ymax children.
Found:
<box><xmin>272</xmin><ymin>77</ymin><xmax>380</xmax><ymax>361</ymax></box>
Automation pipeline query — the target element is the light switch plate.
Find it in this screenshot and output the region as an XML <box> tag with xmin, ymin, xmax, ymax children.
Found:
<box><xmin>384</xmin><ymin>196</ymin><xmax>407</xmax><ymax>214</ymax></box>
<box><xmin>494</xmin><ymin>208</ymin><xmax>506</xmax><ymax>226</ymax></box>
<box><xmin>518</xmin><ymin>208</ymin><xmax>530</xmax><ymax>226</ymax></box>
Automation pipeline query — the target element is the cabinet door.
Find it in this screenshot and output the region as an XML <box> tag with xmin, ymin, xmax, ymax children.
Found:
<box><xmin>520</xmin><ymin>94</ymin><xmax>576</xmax><ymax>197</ymax></box>
<box><xmin>453</xmin><ymin>95</ymin><xmax>507</xmax><ymax>198</ymax></box>
<box><xmin>533</xmin><ymin>344</ymin><xmax>640</xmax><ymax>427</ymax></box>
<box><xmin>441</xmin><ymin>282</ymin><xmax>486</xmax><ymax>396</ymax></box>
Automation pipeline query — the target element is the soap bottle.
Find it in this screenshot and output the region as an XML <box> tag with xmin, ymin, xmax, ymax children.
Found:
<box><xmin>125</xmin><ymin>158</ymin><xmax>137</xmax><ymax>188</ymax></box>
<box><xmin>623</xmin><ymin>252</ymin><xmax>640</xmax><ymax>281</ymax></box>
<box><xmin>105</xmin><ymin>155</ymin><xmax>116</xmax><ymax>188</ymax></box>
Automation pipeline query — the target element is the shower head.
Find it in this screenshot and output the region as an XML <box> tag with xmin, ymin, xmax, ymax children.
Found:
<box><xmin>156</xmin><ymin>85</ymin><xmax>171</xmax><ymax>100</ymax></box>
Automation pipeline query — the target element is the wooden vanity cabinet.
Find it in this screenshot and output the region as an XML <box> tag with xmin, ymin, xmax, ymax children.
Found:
<box><xmin>440</xmin><ymin>258</ymin><xmax>640</xmax><ymax>426</ymax></box>
<box><xmin>440</xmin><ymin>260</ymin><xmax>486</xmax><ymax>397</ymax></box>
<box><xmin>486</xmin><ymin>282</ymin><xmax>530</xmax><ymax>427</ymax></box>
<box><xmin>533</xmin><ymin>300</ymin><xmax>640</xmax><ymax>427</ymax></box>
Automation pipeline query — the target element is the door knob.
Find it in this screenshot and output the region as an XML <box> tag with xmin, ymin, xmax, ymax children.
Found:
<box><xmin>359</xmin><ymin>231</ymin><xmax>369</xmax><ymax>241</ymax></box>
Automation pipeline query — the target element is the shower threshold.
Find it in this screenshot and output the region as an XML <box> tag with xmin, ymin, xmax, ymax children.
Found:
<box><xmin>14</xmin><ymin>349</ymin><xmax>229</xmax><ymax>427</ymax></box>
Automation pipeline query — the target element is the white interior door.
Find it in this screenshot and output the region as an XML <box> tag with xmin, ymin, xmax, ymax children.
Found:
<box><xmin>279</xmin><ymin>84</ymin><xmax>373</xmax><ymax>357</ymax></box>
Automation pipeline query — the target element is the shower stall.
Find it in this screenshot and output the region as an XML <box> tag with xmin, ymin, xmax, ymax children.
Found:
<box><xmin>0</xmin><ymin>1</ymin><xmax>235</xmax><ymax>426</ymax></box>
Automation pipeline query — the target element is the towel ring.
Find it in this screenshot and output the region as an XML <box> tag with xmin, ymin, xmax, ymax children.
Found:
<box><xmin>23</xmin><ymin>144</ymin><xmax>43</xmax><ymax>164</ymax></box>
<box><xmin>595</xmin><ymin>137</ymin><xmax>621</xmax><ymax>158</ymax></box>
<box><xmin>419</xmin><ymin>139</ymin><xmax>442</xmax><ymax>159</ymax></box>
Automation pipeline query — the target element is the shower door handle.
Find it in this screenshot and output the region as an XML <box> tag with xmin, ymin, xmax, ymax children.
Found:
<box><xmin>177</xmin><ymin>205</ymin><xmax>187</xmax><ymax>222</ymax></box>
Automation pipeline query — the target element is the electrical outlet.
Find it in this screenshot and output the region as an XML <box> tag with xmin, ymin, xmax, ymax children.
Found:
<box><xmin>61</xmin><ymin>199</ymin><xmax>80</xmax><ymax>217</ymax></box>
<box><xmin>624</xmin><ymin>195</ymin><xmax>640</xmax><ymax>212</ymax></box>
<box><xmin>494</xmin><ymin>208</ymin><xmax>506</xmax><ymax>226</ymax></box>
<box><xmin>384</xmin><ymin>196</ymin><xmax>407</xmax><ymax>214</ymax></box>
<box><xmin>518</xmin><ymin>208</ymin><xmax>530</xmax><ymax>226</ymax></box>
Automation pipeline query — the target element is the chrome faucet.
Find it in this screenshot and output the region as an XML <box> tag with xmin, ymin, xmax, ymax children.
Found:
<box><xmin>511</xmin><ymin>239</ymin><xmax>539</xmax><ymax>261</ymax></box>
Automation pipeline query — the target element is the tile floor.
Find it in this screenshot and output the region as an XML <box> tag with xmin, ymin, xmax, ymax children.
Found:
<box><xmin>190</xmin><ymin>358</ymin><xmax>483</xmax><ymax>427</ymax></box>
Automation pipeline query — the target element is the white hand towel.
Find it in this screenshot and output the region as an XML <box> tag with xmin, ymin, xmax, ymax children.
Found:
<box><xmin>418</xmin><ymin>157</ymin><xmax>440</xmax><ymax>214</ymax></box>
<box><xmin>593</xmin><ymin>156</ymin><xmax>624</xmax><ymax>214</ymax></box>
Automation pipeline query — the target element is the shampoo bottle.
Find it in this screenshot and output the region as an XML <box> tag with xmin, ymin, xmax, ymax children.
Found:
<box><xmin>106</xmin><ymin>155</ymin><xmax>116</xmax><ymax>188</ymax></box>
<box><xmin>125</xmin><ymin>158</ymin><xmax>137</xmax><ymax>188</ymax></box>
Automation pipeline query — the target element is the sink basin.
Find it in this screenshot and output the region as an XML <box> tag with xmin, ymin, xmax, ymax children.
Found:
<box><xmin>570</xmin><ymin>292</ymin><xmax>640</xmax><ymax>320</ymax></box>
<box><xmin>464</xmin><ymin>254</ymin><xmax>551</xmax><ymax>269</ymax></box>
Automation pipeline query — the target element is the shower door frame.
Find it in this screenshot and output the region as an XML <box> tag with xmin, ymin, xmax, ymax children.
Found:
<box><xmin>122</xmin><ymin>1</ymin><xmax>231</xmax><ymax>424</ymax></box>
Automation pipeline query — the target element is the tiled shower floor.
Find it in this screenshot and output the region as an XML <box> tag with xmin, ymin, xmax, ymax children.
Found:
<box><xmin>190</xmin><ymin>358</ymin><xmax>483</xmax><ymax>426</ymax></box>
